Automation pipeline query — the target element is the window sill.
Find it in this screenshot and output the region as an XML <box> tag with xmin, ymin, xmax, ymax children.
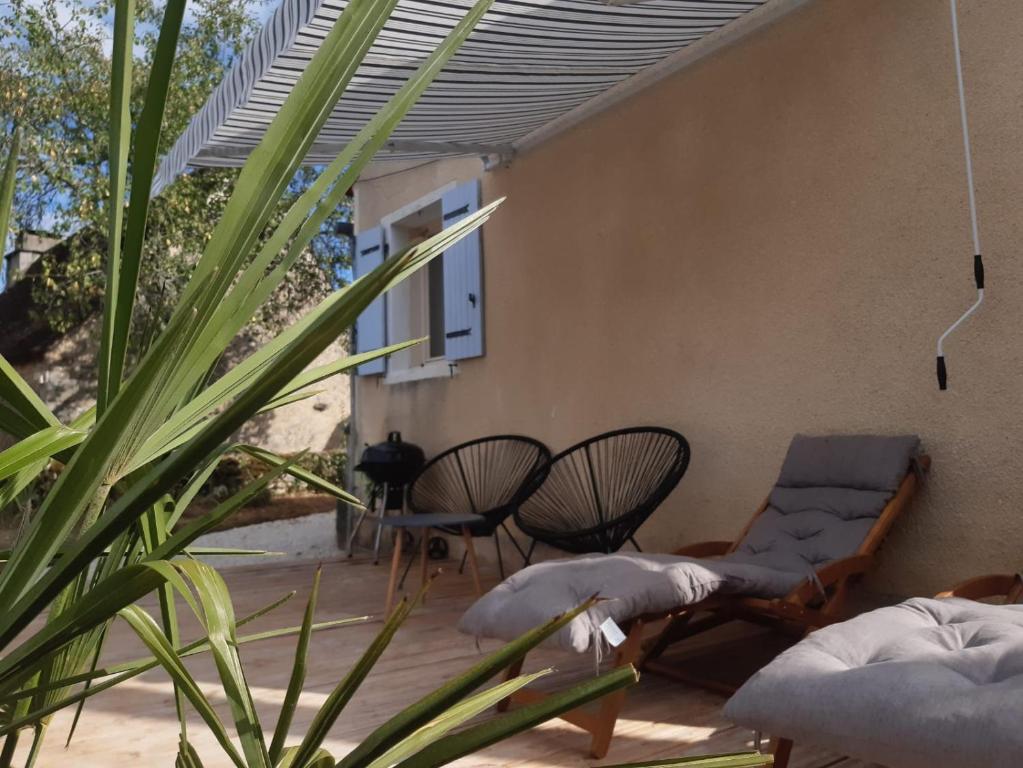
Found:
<box><xmin>384</xmin><ymin>359</ymin><xmax>456</xmax><ymax>385</ymax></box>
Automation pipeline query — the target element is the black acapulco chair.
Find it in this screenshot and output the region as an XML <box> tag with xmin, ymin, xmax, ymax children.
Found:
<box><xmin>514</xmin><ymin>426</ymin><xmax>690</xmax><ymax>562</ymax></box>
<box><xmin>407</xmin><ymin>435</ymin><xmax>551</xmax><ymax>578</ymax></box>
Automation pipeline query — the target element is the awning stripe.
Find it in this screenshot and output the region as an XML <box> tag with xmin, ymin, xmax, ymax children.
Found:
<box><xmin>154</xmin><ymin>0</ymin><xmax>770</xmax><ymax>192</ymax></box>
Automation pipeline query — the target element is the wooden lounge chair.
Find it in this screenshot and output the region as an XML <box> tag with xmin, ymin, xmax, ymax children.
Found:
<box><xmin>483</xmin><ymin>435</ymin><xmax>927</xmax><ymax>758</ymax></box>
<box><xmin>728</xmin><ymin>571</ymin><xmax>1022</xmax><ymax>768</ymax></box>
<box><xmin>640</xmin><ymin>450</ymin><xmax>930</xmax><ymax>692</ymax></box>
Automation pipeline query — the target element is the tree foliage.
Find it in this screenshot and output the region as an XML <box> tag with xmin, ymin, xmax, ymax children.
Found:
<box><xmin>0</xmin><ymin>0</ymin><xmax>348</xmax><ymax>356</ymax></box>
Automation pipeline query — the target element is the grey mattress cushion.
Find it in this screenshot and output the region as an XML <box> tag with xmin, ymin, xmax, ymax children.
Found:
<box><xmin>458</xmin><ymin>552</ymin><xmax>805</xmax><ymax>652</ymax></box>
<box><xmin>725</xmin><ymin>597</ymin><xmax>1023</xmax><ymax>768</ymax></box>
<box><xmin>723</xmin><ymin>434</ymin><xmax>919</xmax><ymax>574</ymax></box>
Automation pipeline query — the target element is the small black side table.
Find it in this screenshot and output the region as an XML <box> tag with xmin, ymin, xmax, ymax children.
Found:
<box><xmin>379</xmin><ymin>512</ymin><xmax>485</xmax><ymax>613</ymax></box>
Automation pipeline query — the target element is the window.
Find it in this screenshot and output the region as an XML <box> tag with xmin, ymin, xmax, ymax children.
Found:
<box><xmin>384</xmin><ymin>200</ymin><xmax>445</xmax><ymax>375</ymax></box>
<box><xmin>353</xmin><ymin>179</ymin><xmax>484</xmax><ymax>381</ymax></box>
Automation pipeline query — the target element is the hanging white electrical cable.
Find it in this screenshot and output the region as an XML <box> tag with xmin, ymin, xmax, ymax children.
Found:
<box><xmin>936</xmin><ymin>0</ymin><xmax>985</xmax><ymax>390</ymax></box>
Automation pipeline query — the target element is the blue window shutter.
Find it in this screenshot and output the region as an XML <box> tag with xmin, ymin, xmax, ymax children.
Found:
<box><xmin>442</xmin><ymin>179</ymin><xmax>484</xmax><ymax>360</ymax></box>
<box><xmin>353</xmin><ymin>226</ymin><xmax>387</xmax><ymax>375</ymax></box>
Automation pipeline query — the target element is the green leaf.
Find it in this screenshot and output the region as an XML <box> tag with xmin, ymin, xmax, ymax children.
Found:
<box><xmin>1</xmin><ymin>594</ymin><xmax>351</xmax><ymax>706</ymax></box>
<box><xmin>269</xmin><ymin>568</ymin><xmax>320</xmax><ymax>764</ymax></box>
<box><xmin>166</xmin><ymin>447</ymin><xmax>231</xmax><ymax>529</ymax></box>
<box><xmin>258</xmin><ymin>389</ymin><xmax>323</xmax><ymax>414</ymax></box>
<box><xmin>173</xmin><ymin>560</ymin><xmax>271</xmax><ymax>768</ymax></box>
<box><xmin>266</xmin><ymin>339</ymin><xmax>423</xmax><ymax>407</ymax></box>
<box><xmin>146</xmin><ymin>454</ymin><xmax>298</xmax><ymax>562</ymax></box>
<box><xmin>97</xmin><ymin>0</ymin><xmax>137</xmax><ymax>414</ymax></box>
<box><xmin>119</xmin><ymin>604</ymin><xmax>246</xmax><ymax>768</ymax></box>
<box><xmin>0</xmin><ymin>128</ymin><xmax>19</xmax><ymax>263</ymax></box>
<box><xmin>0</xmin><ymin>425</ymin><xmax>84</xmax><ymax>485</ymax></box>
<box><xmin>0</xmin><ymin>404</ymin><xmax>89</xmax><ymax>519</ymax></box>
<box><xmin>286</xmin><ymin>595</ymin><xmax>417</xmax><ymax>768</ymax></box>
<box><xmin>276</xmin><ymin>746</ymin><xmax>335</xmax><ymax>768</ymax></box>
<box><xmin>63</xmin><ymin>623</ymin><xmax>109</xmax><ymax>747</ymax></box>
<box><xmin>600</xmin><ymin>755</ymin><xmax>774</xmax><ymax>768</ymax></box>
<box><xmin>0</xmin><ymin>664</ymin><xmax>136</xmax><ymax>739</ymax></box>
<box><xmin>334</xmin><ymin>597</ymin><xmax>597</xmax><ymax>768</ymax></box>
<box><xmin>392</xmin><ymin>666</ymin><xmax>638</xmax><ymax>768</ymax></box>
<box><xmin>0</xmin><ymin>459</ymin><xmax>52</xmax><ymax>518</ymax></box>
<box><xmin>237</xmin><ymin>445</ymin><xmax>358</xmax><ymax>505</ymax></box>
<box><xmin>24</xmin><ymin>722</ymin><xmax>46</xmax><ymax>768</ymax></box>
<box><xmin>176</xmin><ymin>737</ymin><xmax>206</xmax><ymax>768</ymax></box>
<box><xmin>0</xmin><ymin>355</ymin><xmax>59</xmax><ymax>440</ymax></box>
<box><xmin>139</xmin><ymin>499</ymin><xmax>189</xmax><ymax>743</ymax></box>
<box><xmin>183</xmin><ymin>547</ymin><xmax>274</xmax><ymax>557</ymax></box>
<box><xmin>0</xmin><ymin>7</ymin><xmax>510</xmax><ymax>763</ymax></box>
<box><xmin>0</xmin><ymin>563</ymin><xmax>169</xmax><ymax>692</ymax></box>
<box><xmin>98</xmin><ymin>0</ymin><xmax>187</xmax><ymax>404</ymax></box>
<box><xmin>365</xmin><ymin>669</ymin><xmax>554</xmax><ymax>768</ymax></box>
<box><xmin>133</xmin><ymin>338</ymin><xmax>422</xmax><ymax>469</ymax></box>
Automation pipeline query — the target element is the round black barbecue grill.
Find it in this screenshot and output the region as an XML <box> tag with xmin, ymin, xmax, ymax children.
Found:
<box><xmin>355</xmin><ymin>431</ymin><xmax>425</xmax><ymax>487</ymax></box>
<box><xmin>350</xmin><ymin>432</ymin><xmax>425</xmax><ymax>562</ymax></box>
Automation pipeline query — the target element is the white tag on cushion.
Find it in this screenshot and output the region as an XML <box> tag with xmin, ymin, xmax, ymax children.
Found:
<box><xmin>599</xmin><ymin>617</ymin><xmax>627</xmax><ymax>647</ymax></box>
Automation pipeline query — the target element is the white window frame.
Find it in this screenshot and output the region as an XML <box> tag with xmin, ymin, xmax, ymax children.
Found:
<box><xmin>379</xmin><ymin>182</ymin><xmax>458</xmax><ymax>385</ymax></box>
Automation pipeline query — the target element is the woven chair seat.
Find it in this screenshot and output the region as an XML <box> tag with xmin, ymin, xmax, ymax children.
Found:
<box><xmin>514</xmin><ymin>426</ymin><xmax>690</xmax><ymax>555</ymax></box>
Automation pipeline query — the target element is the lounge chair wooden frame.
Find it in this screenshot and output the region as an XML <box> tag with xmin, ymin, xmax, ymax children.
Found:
<box><xmin>497</xmin><ymin>455</ymin><xmax>928</xmax><ymax>759</ymax></box>
<box><xmin>497</xmin><ymin>616</ymin><xmax>649</xmax><ymax>759</ymax></box>
<box><xmin>935</xmin><ymin>571</ymin><xmax>1023</xmax><ymax>602</ymax></box>
<box><xmin>770</xmin><ymin>564</ymin><xmax>1016</xmax><ymax>768</ymax></box>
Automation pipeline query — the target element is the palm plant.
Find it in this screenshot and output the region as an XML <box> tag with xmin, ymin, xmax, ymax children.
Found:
<box><xmin>0</xmin><ymin>0</ymin><xmax>772</xmax><ymax>765</ymax></box>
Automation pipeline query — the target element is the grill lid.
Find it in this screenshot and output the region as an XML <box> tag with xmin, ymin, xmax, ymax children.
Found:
<box><xmin>356</xmin><ymin>431</ymin><xmax>424</xmax><ymax>485</ymax></box>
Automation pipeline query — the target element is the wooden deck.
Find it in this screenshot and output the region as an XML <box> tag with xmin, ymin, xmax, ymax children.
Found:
<box><xmin>28</xmin><ymin>558</ymin><xmax>879</xmax><ymax>767</ymax></box>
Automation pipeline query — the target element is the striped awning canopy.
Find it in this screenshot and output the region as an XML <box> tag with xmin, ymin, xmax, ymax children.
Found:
<box><xmin>155</xmin><ymin>0</ymin><xmax>801</xmax><ymax>192</ymax></box>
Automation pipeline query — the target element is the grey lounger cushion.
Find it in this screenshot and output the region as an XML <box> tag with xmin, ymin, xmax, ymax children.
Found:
<box><xmin>459</xmin><ymin>552</ymin><xmax>806</xmax><ymax>652</ymax></box>
<box><xmin>725</xmin><ymin>597</ymin><xmax>1023</xmax><ymax>768</ymax></box>
<box><xmin>459</xmin><ymin>434</ymin><xmax>919</xmax><ymax>652</ymax></box>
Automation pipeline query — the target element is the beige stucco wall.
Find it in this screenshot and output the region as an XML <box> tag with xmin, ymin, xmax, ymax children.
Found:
<box><xmin>353</xmin><ymin>0</ymin><xmax>1023</xmax><ymax>597</ymax></box>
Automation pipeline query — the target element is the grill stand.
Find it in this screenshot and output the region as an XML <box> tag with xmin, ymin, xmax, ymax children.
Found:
<box><xmin>347</xmin><ymin>482</ymin><xmax>406</xmax><ymax>564</ymax></box>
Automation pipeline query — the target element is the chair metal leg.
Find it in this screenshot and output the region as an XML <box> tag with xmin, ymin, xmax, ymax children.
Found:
<box><xmin>398</xmin><ymin>532</ymin><xmax>417</xmax><ymax>590</ymax></box>
<box><xmin>372</xmin><ymin>483</ymin><xmax>388</xmax><ymax>565</ymax></box>
<box><xmin>420</xmin><ymin>527</ymin><xmax>430</xmax><ymax>602</ymax></box>
<box><xmin>628</xmin><ymin>535</ymin><xmax>642</xmax><ymax>552</ymax></box>
<box><xmin>524</xmin><ymin>539</ymin><xmax>537</xmax><ymax>566</ymax></box>
<box><xmin>461</xmin><ymin>526</ymin><xmax>484</xmax><ymax>596</ymax></box>
<box><xmin>346</xmin><ymin>505</ymin><xmax>369</xmax><ymax>557</ymax></box>
<box><xmin>457</xmin><ymin>550</ymin><xmax>468</xmax><ymax>575</ymax></box>
<box><xmin>347</xmin><ymin>485</ymin><xmax>379</xmax><ymax>557</ymax></box>
<box><xmin>494</xmin><ymin>531</ymin><xmax>505</xmax><ymax>579</ymax></box>
<box><xmin>500</xmin><ymin>521</ymin><xmax>529</xmax><ymax>563</ymax></box>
